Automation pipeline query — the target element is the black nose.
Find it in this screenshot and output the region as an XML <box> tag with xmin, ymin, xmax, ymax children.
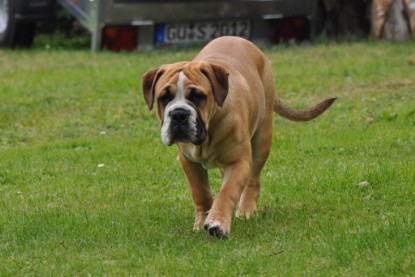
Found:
<box><xmin>171</xmin><ymin>108</ymin><xmax>190</xmax><ymax>123</ymax></box>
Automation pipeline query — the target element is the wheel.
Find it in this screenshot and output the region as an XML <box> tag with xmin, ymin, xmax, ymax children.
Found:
<box><xmin>0</xmin><ymin>0</ymin><xmax>16</xmax><ymax>47</ymax></box>
<box><xmin>0</xmin><ymin>0</ymin><xmax>36</xmax><ymax>47</ymax></box>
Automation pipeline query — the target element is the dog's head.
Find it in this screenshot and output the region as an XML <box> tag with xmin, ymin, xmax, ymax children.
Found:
<box><xmin>142</xmin><ymin>61</ymin><xmax>229</xmax><ymax>146</ymax></box>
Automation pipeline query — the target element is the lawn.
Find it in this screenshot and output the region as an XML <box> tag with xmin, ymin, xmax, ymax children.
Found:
<box><xmin>1</xmin><ymin>40</ymin><xmax>414</xmax><ymax>276</ymax></box>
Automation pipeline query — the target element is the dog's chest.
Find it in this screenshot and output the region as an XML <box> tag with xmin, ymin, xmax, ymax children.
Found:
<box><xmin>178</xmin><ymin>144</ymin><xmax>220</xmax><ymax>169</ymax></box>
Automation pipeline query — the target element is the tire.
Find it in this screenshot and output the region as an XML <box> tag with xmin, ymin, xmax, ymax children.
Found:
<box><xmin>0</xmin><ymin>0</ymin><xmax>36</xmax><ymax>48</ymax></box>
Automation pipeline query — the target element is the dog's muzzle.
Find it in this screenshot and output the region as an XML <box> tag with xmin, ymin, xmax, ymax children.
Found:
<box><xmin>161</xmin><ymin>107</ymin><xmax>207</xmax><ymax>146</ymax></box>
<box><xmin>171</xmin><ymin>108</ymin><xmax>190</xmax><ymax>125</ymax></box>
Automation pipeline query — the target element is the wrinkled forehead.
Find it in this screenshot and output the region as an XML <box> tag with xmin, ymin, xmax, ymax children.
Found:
<box><xmin>157</xmin><ymin>65</ymin><xmax>182</xmax><ymax>89</ymax></box>
<box><xmin>156</xmin><ymin>62</ymin><xmax>209</xmax><ymax>93</ymax></box>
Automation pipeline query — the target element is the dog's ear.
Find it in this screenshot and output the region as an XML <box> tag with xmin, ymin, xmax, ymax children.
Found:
<box><xmin>142</xmin><ymin>67</ymin><xmax>164</xmax><ymax>110</ymax></box>
<box><xmin>201</xmin><ymin>63</ymin><xmax>229</xmax><ymax>107</ymax></box>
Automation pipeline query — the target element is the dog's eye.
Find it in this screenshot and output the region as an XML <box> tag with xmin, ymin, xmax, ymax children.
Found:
<box><xmin>158</xmin><ymin>92</ymin><xmax>173</xmax><ymax>108</ymax></box>
<box><xmin>188</xmin><ymin>89</ymin><xmax>206</xmax><ymax>106</ymax></box>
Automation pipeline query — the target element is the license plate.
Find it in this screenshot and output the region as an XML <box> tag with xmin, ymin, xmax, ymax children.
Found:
<box><xmin>156</xmin><ymin>21</ymin><xmax>251</xmax><ymax>45</ymax></box>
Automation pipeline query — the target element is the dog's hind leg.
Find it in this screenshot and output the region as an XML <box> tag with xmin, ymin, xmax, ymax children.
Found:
<box><xmin>236</xmin><ymin>115</ymin><xmax>273</xmax><ymax>218</ymax></box>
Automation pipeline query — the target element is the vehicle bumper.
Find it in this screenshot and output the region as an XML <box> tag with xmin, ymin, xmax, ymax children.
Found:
<box><xmin>14</xmin><ymin>0</ymin><xmax>54</xmax><ymax>21</ymax></box>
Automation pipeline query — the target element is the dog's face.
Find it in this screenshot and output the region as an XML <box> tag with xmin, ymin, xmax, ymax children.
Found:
<box><xmin>143</xmin><ymin>61</ymin><xmax>229</xmax><ymax>146</ymax></box>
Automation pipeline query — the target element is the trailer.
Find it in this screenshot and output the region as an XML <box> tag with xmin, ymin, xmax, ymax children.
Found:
<box><xmin>1</xmin><ymin>0</ymin><xmax>320</xmax><ymax>51</ymax></box>
<box><xmin>0</xmin><ymin>0</ymin><xmax>54</xmax><ymax>47</ymax></box>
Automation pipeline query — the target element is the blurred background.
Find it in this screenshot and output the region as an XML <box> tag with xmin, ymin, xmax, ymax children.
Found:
<box><xmin>0</xmin><ymin>0</ymin><xmax>414</xmax><ymax>51</ymax></box>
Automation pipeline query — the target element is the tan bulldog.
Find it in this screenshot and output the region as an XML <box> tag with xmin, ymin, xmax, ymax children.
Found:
<box><xmin>142</xmin><ymin>36</ymin><xmax>336</xmax><ymax>238</ymax></box>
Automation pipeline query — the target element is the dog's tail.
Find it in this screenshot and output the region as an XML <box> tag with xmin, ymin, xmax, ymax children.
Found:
<box><xmin>273</xmin><ymin>97</ymin><xmax>337</xmax><ymax>122</ymax></box>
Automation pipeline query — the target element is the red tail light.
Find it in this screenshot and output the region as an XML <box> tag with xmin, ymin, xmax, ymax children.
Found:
<box><xmin>272</xmin><ymin>17</ymin><xmax>310</xmax><ymax>43</ymax></box>
<box><xmin>102</xmin><ymin>26</ymin><xmax>138</xmax><ymax>51</ymax></box>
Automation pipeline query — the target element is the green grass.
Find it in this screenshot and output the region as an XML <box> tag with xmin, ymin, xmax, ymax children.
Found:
<box><xmin>1</xmin><ymin>40</ymin><xmax>415</xmax><ymax>276</ymax></box>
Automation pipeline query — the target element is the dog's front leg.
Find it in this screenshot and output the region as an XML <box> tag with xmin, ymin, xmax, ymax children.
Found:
<box><xmin>204</xmin><ymin>158</ymin><xmax>251</xmax><ymax>238</ymax></box>
<box><xmin>178</xmin><ymin>152</ymin><xmax>213</xmax><ymax>231</ymax></box>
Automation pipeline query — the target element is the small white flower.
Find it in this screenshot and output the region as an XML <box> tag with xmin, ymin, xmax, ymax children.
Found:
<box><xmin>357</xmin><ymin>181</ymin><xmax>371</xmax><ymax>187</ymax></box>
<box><xmin>97</xmin><ymin>163</ymin><xmax>105</xmax><ymax>168</ymax></box>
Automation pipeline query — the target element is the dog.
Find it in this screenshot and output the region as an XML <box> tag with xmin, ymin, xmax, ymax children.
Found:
<box><xmin>142</xmin><ymin>36</ymin><xmax>336</xmax><ymax>238</ymax></box>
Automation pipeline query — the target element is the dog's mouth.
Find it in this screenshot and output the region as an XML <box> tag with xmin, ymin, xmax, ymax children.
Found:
<box><xmin>170</xmin><ymin>122</ymin><xmax>206</xmax><ymax>145</ymax></box>
<box><xmin>161</xmin><ymin>108</ymin><xmax>207</xmax><ymax>146</ymax></box>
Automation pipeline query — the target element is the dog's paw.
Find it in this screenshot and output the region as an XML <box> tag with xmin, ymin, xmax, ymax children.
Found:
<box><xmin>235</xmin><ymin>206</ymin><xmax>257</xmax><ymax>219</ymax></box>
<box><xmin>193</xmin><ymin>222</ymin><xmax>203</xmax><ymax>231</ymax></box>
<box><xmin>203</xmin><ymin>217</ymin><xmax>230</xmax><ymax>238</ymax></box>
<box><xmin>193</xmin><ymin>210</ymin><xmax>210</xmax><ymax>231</ymax></box>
